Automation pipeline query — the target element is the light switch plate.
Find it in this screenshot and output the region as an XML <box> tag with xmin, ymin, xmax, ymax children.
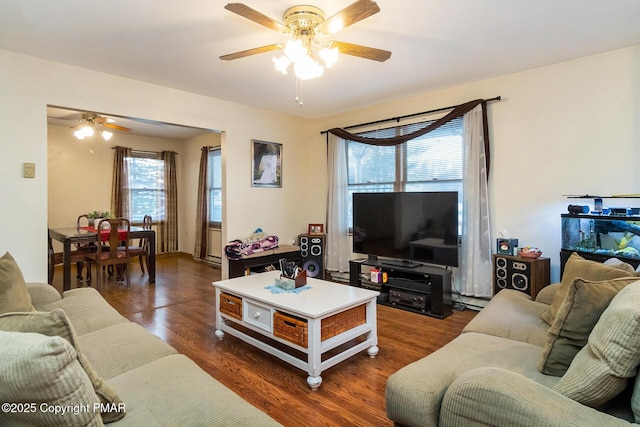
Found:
<box><xmin>23</xmin><ymin>162</ymin><xmax>35</xmax><ymax>178</ymax></box>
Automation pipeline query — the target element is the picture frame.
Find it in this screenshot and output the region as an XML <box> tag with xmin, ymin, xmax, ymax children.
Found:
<box><xmin>251</xmin><ymin>140</ymin><xmax>282</xmax><ymax>188</ymax></box>
<box><xmin>308</xmin><ymin>224</ymin><xmax>324</xmax><ymax>235</ymax></box>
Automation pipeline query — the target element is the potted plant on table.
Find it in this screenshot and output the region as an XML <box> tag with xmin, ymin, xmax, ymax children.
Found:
<box><xmin>87</xmin><ymin>210</ymin><xmax>113</xmax><ymax>228</ymax></box>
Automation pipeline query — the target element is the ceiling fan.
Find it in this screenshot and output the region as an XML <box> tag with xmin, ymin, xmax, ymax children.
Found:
<box><xmin>220</xmin><ymin>1</ymin><xmax>391</xmax><ymax>81</ymax></box>
<box><xmin>50</xmin><ymin>112</ymin><xmax>132</xmax><ymax>141</ymax></box>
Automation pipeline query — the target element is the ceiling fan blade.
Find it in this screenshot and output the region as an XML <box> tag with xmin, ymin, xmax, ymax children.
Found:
<box><xmin>316</xmin><ymin>0</ymin><xmax>380</xmax><ymax>35</ymax></box>
<box><xmin>332</xmin><ymin>41</ymin><xmax>391</xmax><ymax>62</ymax></box>
<box><xmin>88</xmin><ymin>115</ymin><xmax>131</xmax><ymax>131</ymax></box>
<box><xmin>220</xmin><ymin>44</ymin><xmax>283</xmax><ymax>61</ymax></box>
<box><xmin>224</xmin><ymin>3</ymin><xmax>289</xmax><ymax>33</ymax></box>
<box><xmin>102</xmin><ymin>123</ymin><xmax>132</xmax><ymax>132</ymax></box>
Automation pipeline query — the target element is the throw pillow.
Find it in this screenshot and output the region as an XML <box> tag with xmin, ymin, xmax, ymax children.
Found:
<box><xmin>540</xmin><ymin>252</ymin><xmax>634</xmax><ymax>325</ymax></box>
<box><xmin>0</xmin><ymin>252</ymin><xmax>34</xmax><ymax>314</ymax></box>
<box><xmin>538</xmin><ymin>276</ymin><xmax>638</xmax><ymax>376</ymax></box>
<box><xmin>0</xmin><ymin>330</ymin><xmax>102</xmax><ymax>426</ymax></box>
<box><xmin>554</xmin><ymin>280</ymin><xmax>640</xmax><ymax>407</ymax></box>
<box><xmin>603</xmin><ymin>257</ymin><xmax>637</xmax><ymax>274</ymax></box>
<box><xmin>0</xmin><ymin>309</ymin><xmax>125</xmax><ymax>423</ymax></box>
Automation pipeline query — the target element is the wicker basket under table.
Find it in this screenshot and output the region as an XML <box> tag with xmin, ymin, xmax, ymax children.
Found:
<box><xmin>273</xmin><ymin>304</ymin><xmax>366</xmax><ymax>348</ymax></box>
<box><xmin>219</xmin><ymin>292</ymin><xmax>242</xmax><ymax>320</ymax></box>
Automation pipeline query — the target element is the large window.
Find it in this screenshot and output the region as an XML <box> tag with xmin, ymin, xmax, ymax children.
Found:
<box><xmin>127</xmin><ymin>151</ymin><xmax>165</xmax><ymax>223</ymax></box>
<box><xmin>208</xmin><ymin>148</ymin><xmax>222</xmax><ymax>227</ymax></box>
<box><xmin>346</xmin><ymin>117</ymin><xmax>463</xmax><ymax>227</ymax></box>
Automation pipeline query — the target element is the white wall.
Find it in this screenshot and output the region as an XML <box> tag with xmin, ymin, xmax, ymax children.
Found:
<box><xmin>0</xmin><ymin>49</ymin><xmax>321</xmax><ymax>281</ymax></box>
<box><xmin>3</xmin><ymin>45</ymin><xmax>639</xmax><ymax>285</ymax></box>
<box><xmin>312</xmin><ymin>45</ymin><xmax>640</xmax><ymax>282</ymax></box>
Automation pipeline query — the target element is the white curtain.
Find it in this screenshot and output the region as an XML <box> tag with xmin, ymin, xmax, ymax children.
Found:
<box><xmin>326</xmin><ymin>134</ymin><xmax>351</xmax><ymax>273</ymax></box>
<box><xmin>460</xmin><ymin>105</ymin><xmax>492</xmax><ymax>297</ymax></box>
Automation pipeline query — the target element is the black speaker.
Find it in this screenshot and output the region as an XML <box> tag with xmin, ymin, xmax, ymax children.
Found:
<box><xmin>493</xmin><ymin>254</ymin><xmax>550</xmax><ymax>298</ymax></box>
<box><xmin>299</xmin><ymin>234</ymin><xmax>325</xmax><ymax>279</ymax></box>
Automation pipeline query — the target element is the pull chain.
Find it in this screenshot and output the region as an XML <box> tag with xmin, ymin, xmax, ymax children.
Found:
<box><xmin>294</xmin><ymin>77</ymin><xmax>304</xmax><ymax>107</ymax></box>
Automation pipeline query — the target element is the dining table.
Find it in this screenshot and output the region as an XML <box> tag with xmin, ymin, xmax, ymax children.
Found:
<box><xmin>48</xmin><ymin>225</ymin><xmax>156</xmax><ymax>291</ymax></box>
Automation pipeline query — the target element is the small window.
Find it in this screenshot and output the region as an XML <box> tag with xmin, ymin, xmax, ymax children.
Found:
<box><xmin>127</xmin><ymin>151</ymin><xmax>164</xmax><ymax>223</ymax></box>
<box><xmin>208</xmin><ymin>148</ymin><xmax>222</xmax><ymax>228</ymax></box>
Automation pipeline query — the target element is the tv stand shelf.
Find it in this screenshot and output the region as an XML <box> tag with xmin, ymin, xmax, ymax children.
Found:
<box><xmin>349</xmin><ymin>258</ymin><xmax>452</xmax><ymax>319</ymax></box>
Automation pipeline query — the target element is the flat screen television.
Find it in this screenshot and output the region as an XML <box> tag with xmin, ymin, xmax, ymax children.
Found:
<box><xmin>352</xmin><ymin>191</ymin><xmax>459</xmax><ymax>268</ymax></box>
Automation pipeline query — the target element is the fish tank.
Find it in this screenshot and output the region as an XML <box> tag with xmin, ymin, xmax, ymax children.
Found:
<box><xmin>561</xmin><ymin>213</ymin><xmax>640</xmax><ymax>263</ymax></box>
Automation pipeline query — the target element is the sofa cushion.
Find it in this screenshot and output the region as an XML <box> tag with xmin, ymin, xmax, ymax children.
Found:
<box><xmin>78</xmin><ymin>322</ymin><xmax>178</xmax><ymax>380</ymax></box>
<box><xmin>107</xmin><ymin>354</ymin><xmax>282</xmax><ymax>426</ymax></box>
<box><xmin>541</xmin><ymin>252</ymin><xmax>634</xmax><ymax>325</ymax></box>
<box><xmin>27</xmin><ymin>282</ymin><xmax>63</xmax><ymax>306</ymax></box>
<box><xmin>463</xmin><ymin>289</ymin><xmax>550</xmax><ymax>346</ymax></box>
<box><xmin>0</xmin><ymin>330</ymin><xmax>102</xmax><ymax>426</ymax></box>
<box><xmin>539</xmin><ymin>276</ymin><xmax>639</xmax><ymax>376</ymax></box>
<box><xmin>39</xmin><ymin>287</ymin><xmax>129</xmax><ymax>335</ymax></box>
<box><xmin>440</xmin><ymin>367</ymin><xmax>634</xmax><ymax>427</ymax></box>
<box><xmin>554</xmin><ymin>281</ymin><xmax>640</xmax><ymax>407</ymax></box>
<box><xmin>0</xmin><ymin>252</ymin><xmax>34</xmax><ymax>314</ymax></box>
<box><xmin>0</xmin><ymin>309</ymin><xmax>125</xmax><ymax>423</ymax></box>
<box><xmin>385</xmin><ymin>331</ymin><xmax>560</xmax><ymax>427</ymax></box>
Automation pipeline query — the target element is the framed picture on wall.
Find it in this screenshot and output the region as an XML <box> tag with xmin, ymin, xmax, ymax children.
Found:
<box><xmin>251</xmin><ymin>140</ymin><xmax>282</xmax><ymax>188</ymax></box>
<box><xmin>308</xmin><ymin>224</ymin><xmax>324</xmax><ymax>235</ymax></box>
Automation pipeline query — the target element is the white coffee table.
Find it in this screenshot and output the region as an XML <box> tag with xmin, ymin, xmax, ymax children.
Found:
<box><xmin>213</xmin><ymin>271</ymin><xmax>379</xmax><ymax>390</ymax></box>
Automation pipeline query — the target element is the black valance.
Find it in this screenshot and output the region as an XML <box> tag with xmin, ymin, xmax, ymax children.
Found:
<box><xmin>327</xmin><ymin>98</ymin><xmax>497</xmax><ymax>176</ymax></box>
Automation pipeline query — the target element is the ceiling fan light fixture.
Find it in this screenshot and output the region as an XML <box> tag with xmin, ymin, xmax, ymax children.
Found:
<box><xmin>74</xmin><ymin>124</ymin><xmax>94</xmax><ymax>140</ymax></box>
<box><xmin>319</xmin><ymin>46</ymin><xmax>339</xmax><ymax>68</ymax></box>
<box><xmin>101</xmin><ymin>130</ymin><xmax>113</xmax><ymax>141</ymax></box>
<box><xmin>284</xmin><ymin>38</ymin><xmax>307</xmax><ymax>63</ymax></box>
<box><xmin>293</xmin><ymin>54</ymin><xmax>324</xmax><ymax>80</ymax></box>
<box><xmin>73</xmin><ymin>122</ymin><xmax>114</xmax><ymax>141</ymax></box>
<box><xmin>273</xmin><ymin>55</ymin><xmax>291</xmax><ymax>74</ymax></box>
<box><xmin>275</xmin><ymin>37</ymin><xmax>337</xmax><ymax>80</ymax></box>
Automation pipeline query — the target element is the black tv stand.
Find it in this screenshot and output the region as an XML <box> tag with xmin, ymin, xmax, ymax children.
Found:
<box><xmin>349</xmin><ymin>258</ymin><xmax>452</xmax><ymax>319</ymax></box>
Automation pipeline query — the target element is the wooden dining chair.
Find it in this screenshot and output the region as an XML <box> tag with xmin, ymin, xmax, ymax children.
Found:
<box><xmin>85</xmin><ymin>218</ymin><xmax>131</xmax><ymax>290</ymax></box>
<box><xmin>75</xmin><ymin>214</ymin><xmax>101</xmax><ymax>276</ymax></box>
<box><xmin>121</xmin><ymin>215</ymin><xmax>152</xmax><ymax>274</ymax></box>
<box><xmin>48</xmin><ymin>229</ymin><xmax>91</xmax><ymax>284</ymax></box>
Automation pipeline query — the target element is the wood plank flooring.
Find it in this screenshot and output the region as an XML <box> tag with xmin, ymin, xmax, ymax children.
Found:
<box><xmin>50</xmin><ymin>253</ymin><xmax>477</xmax><ymax>427</ymax></box>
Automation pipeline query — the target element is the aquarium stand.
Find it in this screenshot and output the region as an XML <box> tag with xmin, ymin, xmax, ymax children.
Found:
<box><xmin>560</xmin><ymin>250</ymin><xmax>640</xmax><ymax>275</ymax></box>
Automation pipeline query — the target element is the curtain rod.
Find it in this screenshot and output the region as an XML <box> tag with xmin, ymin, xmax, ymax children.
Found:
<box><xmin>320</xmin><ymin>96</ymin><xmax>501</xmax><ymax>134</ymax></box>
<box><xmin>111</xmin><ymin>147</ymin><xmax>179</xmax><ymax>155</ymax></box>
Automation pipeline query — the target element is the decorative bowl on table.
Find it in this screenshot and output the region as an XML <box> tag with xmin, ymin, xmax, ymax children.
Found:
<box><xmin>519</xmin><ymin>248</ymin><xmax>542</xmax><ymax>259</ymax></box>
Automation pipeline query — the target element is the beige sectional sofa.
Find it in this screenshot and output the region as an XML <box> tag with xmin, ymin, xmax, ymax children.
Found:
<box><xmin>0</xmin><ymin>252</ymin><xmax>281</xmax><ymax>426</ymax></box>
<box><xmin>386</xmin><ymin>253</ymin><xmax>640</xmax><ymax>426</ymax></box>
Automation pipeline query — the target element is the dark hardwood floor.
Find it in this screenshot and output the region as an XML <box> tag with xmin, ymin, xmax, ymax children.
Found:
<box><xmin>50</xmin><ymin>253</ymin><xmax>477</xmax><ymax>426</ymax></box>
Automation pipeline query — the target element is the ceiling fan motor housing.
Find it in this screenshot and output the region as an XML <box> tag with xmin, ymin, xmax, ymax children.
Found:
<box><xmin>284</xmin><ymin>6</ymin><xmax>325</xmax><ymax>32</ymax></box>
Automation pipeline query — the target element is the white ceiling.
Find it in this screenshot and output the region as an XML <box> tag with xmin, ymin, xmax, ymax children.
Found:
<box><xmin>2</xmin><ymin>1</ymin><xmax>640</xmax><ymax>121</ymax></box>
